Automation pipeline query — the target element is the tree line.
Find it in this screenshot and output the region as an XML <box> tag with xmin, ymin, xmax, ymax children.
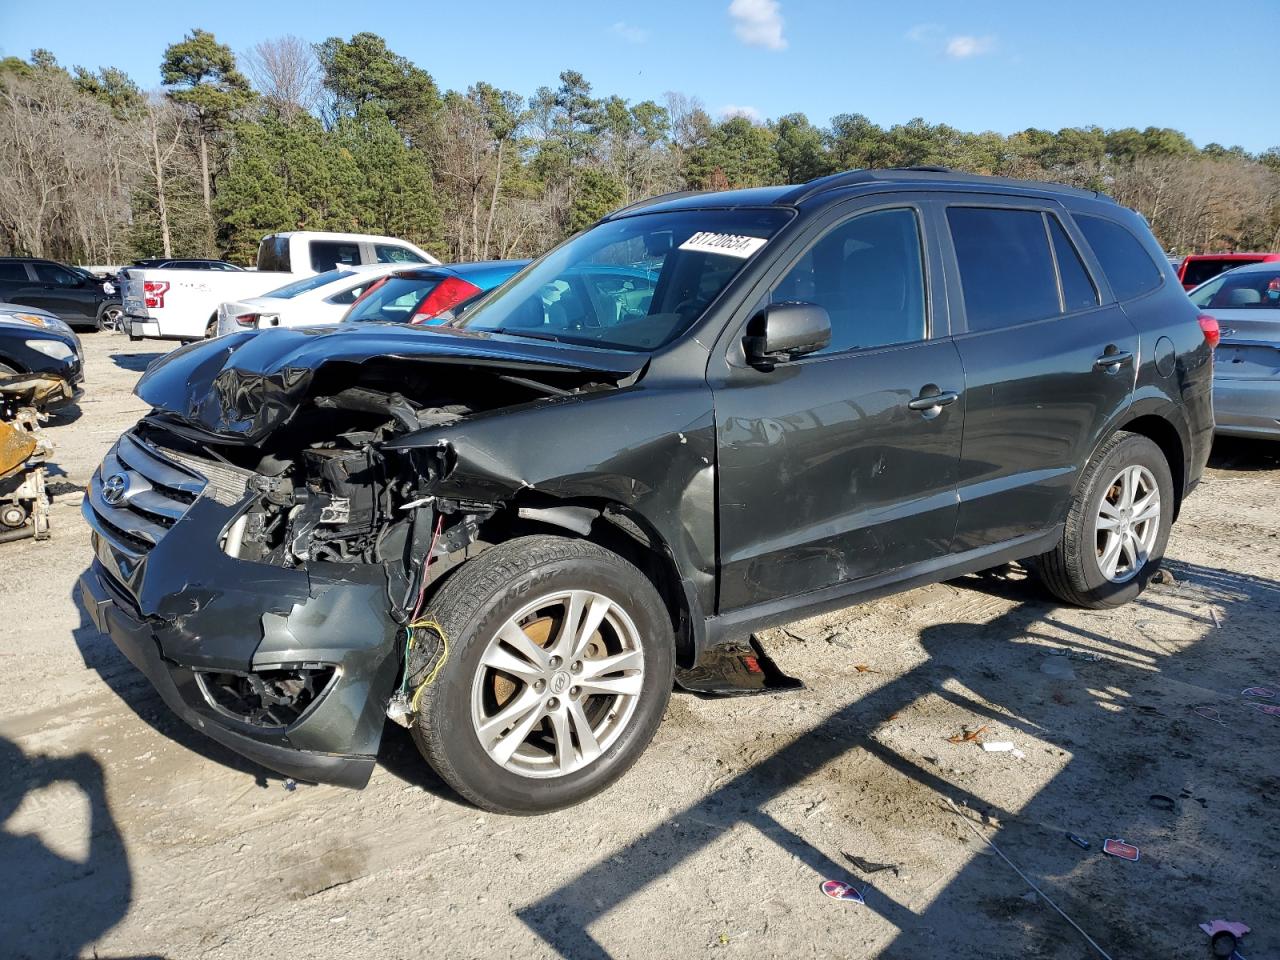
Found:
<box><xmin>2</xmin><ymin>29</ymin><xmax>1278</xmax><ymax>266</ymax></box>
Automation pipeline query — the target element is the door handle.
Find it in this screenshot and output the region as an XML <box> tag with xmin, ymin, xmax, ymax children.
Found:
<box><xmin>907</xmin><ymin>390</ymin><xmax>960</xmax><ymax>411</ymax></box>
<box><xmin>1093</xmin><ymin>350</ymin><xmax>1133</xmax><ymax>370</ymax></box>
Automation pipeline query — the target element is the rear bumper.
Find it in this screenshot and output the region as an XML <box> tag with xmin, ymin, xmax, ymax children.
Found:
<box><xmin>1214</xmin><ymin>377</ymin><xmax>1280</xmax><ymax>439</ymax></box>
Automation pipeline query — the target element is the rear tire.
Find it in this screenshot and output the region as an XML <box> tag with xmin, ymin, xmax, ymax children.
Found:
<box><xmin>1035</xmin><ymin>431</ymin><xmax>1174</xmax><ymax>608</ymax></box>
<box><xmin>411</xmin><ymin>535</ymin><xmax>674</xmax><ymax>814</ymax></box>
<box><xmin>96</xmin><ymin>305</ymin><xmax>123</xmax><ymax>332</ymax></box>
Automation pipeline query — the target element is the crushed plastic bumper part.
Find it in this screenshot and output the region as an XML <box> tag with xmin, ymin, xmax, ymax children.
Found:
<box><xmin>79</xmin><ymin>561</ymin><xmax>398</xmax><ymax>788</ymax></box>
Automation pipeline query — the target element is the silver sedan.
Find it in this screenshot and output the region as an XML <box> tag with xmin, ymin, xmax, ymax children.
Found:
<box><xmin>1190</xmin><ymin>261</ymin><xmax>1280</xmax><ymax>440</ymax></box>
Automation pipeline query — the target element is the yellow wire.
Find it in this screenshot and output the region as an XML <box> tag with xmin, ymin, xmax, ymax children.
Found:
<box><xmin>408</xmin><ymin>618</ymin><xmax>448</xmax><ymax>713</ymax></box>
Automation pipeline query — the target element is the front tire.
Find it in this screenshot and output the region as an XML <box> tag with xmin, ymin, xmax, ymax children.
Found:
<box><xmin>411</xmin><ymin>535</ymin><xmax>674</xmax><ymax>814</ymax></box>
<box><xmin>1036</xmin><ymin>431</ymin><xmax>1174</xmax><ymax>608</ymax></box>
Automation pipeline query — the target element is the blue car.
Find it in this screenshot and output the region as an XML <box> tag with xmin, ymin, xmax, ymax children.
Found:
<box><xmin>343</xmin><ymin>260</ymin><xmax>528</xmax><ymax>325</ymax></box>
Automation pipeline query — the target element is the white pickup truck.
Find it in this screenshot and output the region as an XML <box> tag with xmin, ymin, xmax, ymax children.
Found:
<box><xmin>121</xmin><ymin>231</ymin><xmax>439</xmax><ymax>341</ymax></box>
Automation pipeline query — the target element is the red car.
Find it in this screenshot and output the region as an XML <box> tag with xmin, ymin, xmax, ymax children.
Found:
<box><xmin>1178</xmin><ymin>252</ymin><xmax>1280</xmax><ymax>290</ymax></box>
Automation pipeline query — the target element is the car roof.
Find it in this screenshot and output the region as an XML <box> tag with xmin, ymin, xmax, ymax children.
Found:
<box><xmin>1182</xmin><ymin>252</ymin><xmax>1280</xmax><ymax>261</ymax></box>
<box><xmin>1207</xmin><ymin>259</ymin><xmax>1280</xmax><ymax>275</ymax></box>
<box><xmin>606</xmin><ymin>167</ymin><xmax>1112</xmax><ymax>220</ymax></box>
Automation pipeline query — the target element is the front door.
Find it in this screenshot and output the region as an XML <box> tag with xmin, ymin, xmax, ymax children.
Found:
<box><xmin>30</xmin><ymin>261</ymin><xmax>98</xmax><ymax>322</ymax></box>
<box><xmin>938</xmin><ymin>199</ymin><xmax>1139</xmax><ymax>550</ymax></box>
<box><xmin>711</xmin><ymin>202</ymin><xmax>965</xmax><ymax>612</ymax></box>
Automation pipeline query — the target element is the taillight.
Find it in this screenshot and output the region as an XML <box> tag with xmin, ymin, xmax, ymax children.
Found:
<box><xmin>411</xmin><ymin>277</ymin><xmax>482</xmax><ymax>324</ymax></box>
<box><xmin>1198</xmin><ymin>313</ymin><xmax>1220</xmax><ymax>349</ymax></box>
<box><xmin>234</xmin><ymin>313</ymin><xmax>259</xmax><ymax>327</ymax></box>
<box><xmin>143</xmin><ymin>280</ymin><xmax>169</xmax><ymax>309</ymax></box>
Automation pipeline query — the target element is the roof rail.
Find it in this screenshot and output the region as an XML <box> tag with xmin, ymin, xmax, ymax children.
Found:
<box><xmin>780</xmin><ymin>166</ymin><xmax>1109</xmax><ymax>205</ymax></box>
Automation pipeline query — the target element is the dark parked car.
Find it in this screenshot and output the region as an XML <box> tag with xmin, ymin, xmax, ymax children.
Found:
<box><xmin>80</xmin><ymin>168</ymin><xmax>1214</xmax><ymax>813</ymax></box>
<box><xmin>0</xmin><ymin>257</ymin><xmax>122</xmax><ymax>330</ymax></box>
<box><xmin>343</xmin><ymin>260</ymin><xmax>529</xmax><ymax>324</ymax></box>
<box><xmin>0</xmin><ymin>302</ymin><xmax>85</xmax><ymax>407</ymax></box>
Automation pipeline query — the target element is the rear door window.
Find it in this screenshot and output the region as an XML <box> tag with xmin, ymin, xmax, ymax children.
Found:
<box><xmin>310</xmin><ymin>241</ymin><xmax>360</xmax><ymax>272</ymax></box>
<box><xmin>1074</xmin><ymin>215</ymin><xmax>1163</xmax><ymax>300</ymax></box>
<box><xmin>0</xmin><ymin>262</ymin><xmax>30</xmax><ymax>282</ymax></box>
<box><xmin>1048</xmin><ymin>216</ymin><xmax>1099</xmax><ymax>311</ymax></box>
<box><xmin>947</xmin><ymin>207</ymin><xmax>1060</xmax><ymax>331</ymax></box>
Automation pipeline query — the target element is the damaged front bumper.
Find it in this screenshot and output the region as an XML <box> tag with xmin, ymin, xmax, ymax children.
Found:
<box><xmin>80</xmin><ymin>432</ymin><xmax>401</xmax><ymax>788</ymax></box>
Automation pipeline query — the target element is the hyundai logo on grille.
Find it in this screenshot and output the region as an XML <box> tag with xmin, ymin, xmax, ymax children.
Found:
<box><xmin>101</xmin><ymin>472</ymin><xmax>129</xmax><ymax>505</ymax></box>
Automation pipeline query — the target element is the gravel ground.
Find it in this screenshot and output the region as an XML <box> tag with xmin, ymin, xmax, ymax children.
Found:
<box><xmin>1</xmin><ymin>330</ymin><xmax>1277</xmax><ymax>960</ymax></box>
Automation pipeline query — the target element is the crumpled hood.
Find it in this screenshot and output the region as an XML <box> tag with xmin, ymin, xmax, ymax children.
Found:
<box><xmin>136</xmin><ymin>324</ymin><xmax>647</xmax><ymax>442</ymax></box>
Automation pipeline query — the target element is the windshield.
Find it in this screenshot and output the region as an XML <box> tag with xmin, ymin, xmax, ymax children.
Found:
<box><xmin>346</xmin><ymin>276</ymin><xmax>442</xmax><ymax>322</ymax></box>
<box><xmin>1190</xmin><ymin>268</ymin><xmax>1280</xmax><ymax>309</ymax></box>
<box><xmin>264</xmin><ymin>268</ymin><xmax>353</xmax><ymax>299</ymax></box>
<box><xmin>453</xmin><ymin>209</ymin><xmax>790</xmax><ymax>350</ymax></box>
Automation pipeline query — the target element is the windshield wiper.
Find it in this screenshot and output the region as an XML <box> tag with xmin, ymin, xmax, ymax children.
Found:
<box><xmin>491</xmin><ymin>328</ymin><xmax>565</xmax><ymax>343</ymax></box>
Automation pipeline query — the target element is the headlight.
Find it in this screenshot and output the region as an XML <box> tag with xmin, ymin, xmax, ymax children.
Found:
<box><xmin>24</xmin><ymin>339</ymin><xmax>75</xmax><ymax>361</ymax></box>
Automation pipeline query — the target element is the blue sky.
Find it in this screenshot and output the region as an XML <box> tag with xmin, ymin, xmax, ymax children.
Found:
<box><xmin>2</xmin><ymin>0</ymin><xmax>1276</xmax><ymax>152</ymax></box>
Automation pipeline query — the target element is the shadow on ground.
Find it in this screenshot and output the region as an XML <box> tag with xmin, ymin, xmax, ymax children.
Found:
<box><xmin>69</xmin><ymin>570</ymin><xmax>275</xmax><ymax>788</ymax></box>
<box><xmin>110</xmin><ymin>352</ymin><xmax>166</xmax><ymax>373</ymax></box>
<box><xmin>0</xmin><ymin>734</ymin><xmax>167</xmax><ymax>959</ymax></box>
<box><xmin>515</xmin><ymin>560</ymin><xmax>1280</xmax><ymax>959</ymax></box>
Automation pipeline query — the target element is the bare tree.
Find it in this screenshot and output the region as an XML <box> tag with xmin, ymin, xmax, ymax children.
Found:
<box><xmin>242</xmin><ymin>35</ymin><xmax>321</xmax><ymax>117</ymax></box>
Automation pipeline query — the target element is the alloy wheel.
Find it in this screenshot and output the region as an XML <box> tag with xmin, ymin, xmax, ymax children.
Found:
<box><xmin>470</xmin><ymin>589</ymin><xmax>645</xmax><ymax>779</ymax></box>
<box><xmin>1095</xmin><ymin>464</ymin><xmax>1161</xmax><ymax>583</ymax></box>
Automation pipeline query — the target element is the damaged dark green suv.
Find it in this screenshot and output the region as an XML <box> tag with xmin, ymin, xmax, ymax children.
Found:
<box><xmin>81</xmin><ymin>168</ymin><xmax>1214</xmax><ymax>813</ymax></box>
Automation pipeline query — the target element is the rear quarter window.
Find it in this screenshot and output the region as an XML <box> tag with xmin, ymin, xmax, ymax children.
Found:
<box><xmin>0</xmin><ymin>262</ymin><xmax>30</xmax><ymax>282</ymax></box>
<box><xmin>1074</xmin><ymin>215</ymin><xmax>1163</xmax><ymax>301</ymax></box>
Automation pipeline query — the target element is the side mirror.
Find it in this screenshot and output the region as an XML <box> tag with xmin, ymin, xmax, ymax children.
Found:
<box><xmin>744</xmin><ymin>302</ymin><xmax>831</xmax><ymax>365</ymax></box>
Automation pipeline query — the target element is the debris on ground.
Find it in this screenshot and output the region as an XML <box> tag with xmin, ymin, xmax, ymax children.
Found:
<box><xmin>1193</xmin><ymin>705</ymin><xmax>1227</xmax><ymax>725</ymax></box>
<box><xmin>947</xmin><ymin>724</ymin><xmax>988</xmax><ymax>744</ymax></box>
<box><xmin>820</xmin><ymin>879</ymin><xmax>864</xmax><ymax>904</ymax></box>
<box><xmin>1245</xmin><ymin>701</ymin><xmax>1280</xmax><ymax>718</ymax></box>
<box><xmin>1199</xmin><ymin>920</ymin><xmax>1250</xmax><ymax>958</ymax></box>
<box><xmin>1066</xmin><ymin>833</ymin><xmax>1091</xmax><ymax>849</ymax></box>
<box><xmin>1147</xmin><ymin>794</ymin><xmax>1176</xmax><ymax>812</ymax></box>
<box><xmin>284</xmin><ymin>778</ymin><xmax>297</xmax><ymax>792</ymax></box>
<box><xmin>1241</xmin><ymin>686</ymin><xmax>1277</xmax><ymax>699</ymax></box>
<box><xmin>1040</xmin><ymin>657</ymin><xmax>1077</xmax><ymax>679</ymax></box>
<box><xmin>842</xmin><ymin>853</ymin><xmax>898</xmax><ymax>875</ymax></box>
<box><xmin>1046</xmin><ymin>648</ymin><xmax>1104</xmax><ymax>662</ymax></box>
<box><xmin>1102</xmin><ymin>838</ymin><xmax>1140</xmax><ymax>861</ymax></box>
<box><xmin>980</xmin><ymin>741</ymin><xmax>1025</xmax><ymax>759</ymax></box>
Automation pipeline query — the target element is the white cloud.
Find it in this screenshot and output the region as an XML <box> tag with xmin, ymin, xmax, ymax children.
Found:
<box><xmin>945</xmin><ymin>34</ymin><xmax>997</xmax><ymax>58</ymax></box>
<box><xmin>728</xmin><ymin>0</ymin><xmax>787</xmax><ymax>51</ymax></box>
<box><xmin>610</xmin><ymin>21</ymin><xmax>650</xmax><ymax>44</ymax></box>
<box><xmin>905</xmin><ymin>23</ymin><xmax>943</xmax><ymax>43</ymax></box>
<box><xmin>720</xmin><ymin>104</ymin><xmax>763</xmax><ymax>123</ymax></box>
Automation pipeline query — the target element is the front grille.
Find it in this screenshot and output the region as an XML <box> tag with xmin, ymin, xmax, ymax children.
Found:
<box><xmin>84</xmin><ymin>430</ymin><xmax>251</xmax><ymax>558</ymax></box>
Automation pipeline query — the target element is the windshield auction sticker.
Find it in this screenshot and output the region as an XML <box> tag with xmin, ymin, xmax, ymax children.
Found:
<box><xmin>678</xmin><ymin>232</ymin><xmax>768</xmax><ymax>259</ymax></box>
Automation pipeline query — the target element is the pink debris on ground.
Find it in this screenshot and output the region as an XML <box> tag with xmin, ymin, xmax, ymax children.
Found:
<box><xmin>1199</xmin><ymin>920</ymin><xmax>1250</xmax><ymax>938</ymax></box>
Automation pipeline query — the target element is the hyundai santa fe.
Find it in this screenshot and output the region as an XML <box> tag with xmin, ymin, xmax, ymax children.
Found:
<box><xmin>80</xmin><ymin>168</ymin><xmax>1215</xmax><ymax>813</ymax></box>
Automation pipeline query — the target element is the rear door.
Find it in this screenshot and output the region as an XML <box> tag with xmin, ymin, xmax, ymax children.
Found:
<box><xmin>938</xmin><ymin>197</ymin><xmax>1138</xmax><ymax>550</ymax></box>
<box><xmin>711</xmin><ymin>197</ymin><xmax>966</xmax><ymax>610</ymax></box>
<box><xmin>0</xmin><ymin>260</ymin><xmax>36</xmax><ymax>304</ymax></box>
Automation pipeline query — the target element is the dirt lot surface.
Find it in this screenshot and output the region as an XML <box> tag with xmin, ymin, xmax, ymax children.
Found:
<box><xmin>2</xmin><ymin>330</ymin><xmax>1278</xmax><ymax>960</ymax></box>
